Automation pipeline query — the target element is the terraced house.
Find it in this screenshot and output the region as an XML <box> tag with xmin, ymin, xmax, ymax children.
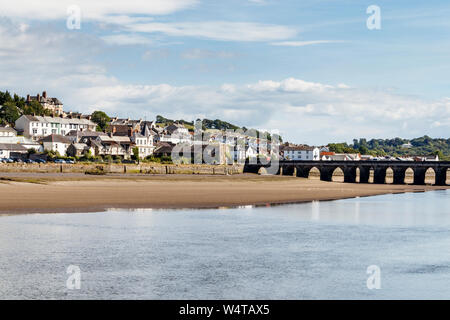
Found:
<box><xmin>15</xmin><ymin>115</ymin><xmax>96</xmax><ymax>140</ymax></box>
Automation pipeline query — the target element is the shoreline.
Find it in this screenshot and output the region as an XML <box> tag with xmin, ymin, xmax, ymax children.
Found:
<box><xmin>0</xmin><ymin>173</ymin><xmax>448</xmax><ymax>215</ymax></box>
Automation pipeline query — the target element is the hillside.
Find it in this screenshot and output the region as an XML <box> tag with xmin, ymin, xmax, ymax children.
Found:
<box><xmin>328</xmin><ymin>136</ymin><xmax>450</xmax><ymax>160</ymax></box>
<box><xmin>156</xmin><ymin>115</ymin><xmax>281</xmax><ymax>141</ymax></box>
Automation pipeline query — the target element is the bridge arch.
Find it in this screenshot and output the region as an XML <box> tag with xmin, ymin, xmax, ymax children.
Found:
<box><xmin>413</xmin><ymin>166</ymin><xmax>435</xmax><ymax>185</ymax></box>
<box><xmin>295</xmin><ymin>166</ymin><xmax>320</xmax><ymax>179</ymax></box>
<box><xmin>385</xmin><ymin>167</ymin><xmax>394</xmax><ymax>184</ymax></box>
<box><xmin>332</xmin><ymin>167</ymin><xmax>345</xmax><ymax>182</ymax></box>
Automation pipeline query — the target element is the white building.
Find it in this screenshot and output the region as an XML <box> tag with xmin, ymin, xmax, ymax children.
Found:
<box><xmin>283</xmin><ymin>146</ymin><xmax>320</xmax><ymax>161</ymax></box>
<box><xmin>15</xmin><ymin>115</ymin><xmax>96</xmax><ymax>140</ymax></box>
<box><xmin>0</xmin><ymin>126</ymin><xmax>17</xmax><ymax>138</ymax></box>
<box><xmin>132</xmin><ymin>132</ymin><xmax>155</xmax><ymax>159</ymax></box>
<box><xmin>40</xmin><ymin>134</ymin><xmax>72</xmax><ymax>156</ymax></box>
<box><xmin>158</xmin><ymin>123</ymin><xmax>192</xmax><ymax>144</ymax></box>
<box><xmin>0</xmin><ymin>143</ymin><xmax>28</xmax><ymax>159</ymax></box>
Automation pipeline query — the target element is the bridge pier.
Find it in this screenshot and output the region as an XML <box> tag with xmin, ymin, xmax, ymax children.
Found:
<box><xmin>359</xmin><ymin>166</ymin><xmax>371</xmax><ymax>183</ymax></box>
<box><xmin>393</xmin><ymin>168</ymin><xmax>407</xmax><ymax>184</ymax></box>
<box><xmin>296</xmin><ymin>166</ymin><xmax>311</xmax><ymax>178</ymax></box>
<box><xmin>413</xmin><ymin>168</ymin><xmax>427</xmax><ymax>185</ymax></box>
<box><xmin>435</xmin><ymin>168</ymin><xmax>447</xmax><ymax>186</ymax></box>
<box><xmin>282</xmin><ymin>166</ymin><xmax>295</xmax><ymax>176</ymax></box>
<box><xmin>343</xmin><ymin>167</ymin><xmax>357</xmax><ymax>183</ymax></box>
<box><xmin>373</xmin><ymin>167</ymin><xmax>387</xmax><ymax>184</ymax></box>
<box><xmin>320</xmin><ymin>167</ymin><xmax>335</xmax><ymax>182</ymax></box>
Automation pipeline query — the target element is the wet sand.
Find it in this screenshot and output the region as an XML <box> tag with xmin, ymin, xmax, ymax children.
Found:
<box><xmin>0</xmin><ymin>173</ymin><xmax>448</xmax><ymax>214</ymax></box>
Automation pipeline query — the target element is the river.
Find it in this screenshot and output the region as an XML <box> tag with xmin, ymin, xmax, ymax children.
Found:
<box><xmin>0</xmin><ymin>189</ymin><xmax>449</xmax><ymax>299</ymax></box>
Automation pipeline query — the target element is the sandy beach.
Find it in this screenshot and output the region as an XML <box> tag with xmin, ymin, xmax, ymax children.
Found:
<box><xmin>0</xmin><ymin>173</ymin><xmax>447</xmax><ymax>214</ymax></box>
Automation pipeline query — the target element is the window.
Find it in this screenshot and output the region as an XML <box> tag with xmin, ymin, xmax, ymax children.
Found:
<box><xmin>33</xmin><ymin>129</ymin><xmax>38</xmax><ymax>134</ymax></box>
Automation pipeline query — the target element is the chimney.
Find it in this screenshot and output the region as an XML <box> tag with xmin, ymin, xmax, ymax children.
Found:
<box><xmin>42</xmin><ymin>91</ymin><xmax>47</xmax><ymax>99</ymax></box>
<box><xmin>26</xmin><ymin>94</ymin><xmax>31</xmax><ymax>102</ymax></box>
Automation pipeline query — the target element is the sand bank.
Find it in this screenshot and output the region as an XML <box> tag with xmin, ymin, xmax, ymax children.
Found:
<box><xmin>0</xmin><ymin>173</ymin><xmax>447</xmax><ymax>214</ymax></box>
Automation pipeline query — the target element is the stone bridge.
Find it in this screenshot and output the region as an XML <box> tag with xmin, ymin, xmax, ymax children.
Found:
<box><xmin>244</xmin><ymin>160</ymin><xmax>450</xmax><ymax>185</ymax></box>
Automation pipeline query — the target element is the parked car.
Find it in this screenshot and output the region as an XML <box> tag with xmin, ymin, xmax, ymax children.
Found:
<box><xmin>5</xmin><ymin>158</ymin><xmax>14</xmax><ymax>163</ymax></box>
<box><xmin>65</xmin><ymin>159</ymin><xmax>75</xmax><ymax>164</ymax></box>
<box><xmin>25</xmin><ymin>159</ymin><xmax>35</xmax><ymax>164</ymax></box>
<box><xmin>34</xmin><ymin>159</ymin><xmax>47</xmax><ymax>164</ymax></box>
<box><xmin>54</xmin><ymin>159</ymin><xmax>66</xmax><ymax>164</ymax></box>
<box><xmin>13</xmin><ymin>158</ymin><xmax>24</xmax><ymax>163</ymax></box>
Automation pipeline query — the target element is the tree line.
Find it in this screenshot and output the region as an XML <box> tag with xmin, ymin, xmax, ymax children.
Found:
<box><xmin>328</xmin><ymin>136</ymin><xmax>450</xmax><ymax>160</ymax></box>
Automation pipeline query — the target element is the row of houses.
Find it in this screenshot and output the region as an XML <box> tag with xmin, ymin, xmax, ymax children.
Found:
<box><xmin>280</xmin><ymin>145</ymin><xmax>440</xmax><ymax>162</ymax></box>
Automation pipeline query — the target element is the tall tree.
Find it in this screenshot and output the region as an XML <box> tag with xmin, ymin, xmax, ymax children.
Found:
<box><xmin>91</xmin><ymin>111</ymin><xmax>110</xmax><ymax>132</ymax></box>
<box><xmin>0</xmin><ymin>102</ymin><xmax>21</xmax><ymax>125</ymax></box>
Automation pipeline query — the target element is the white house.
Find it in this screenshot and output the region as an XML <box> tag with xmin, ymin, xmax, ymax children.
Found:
<box><xmin>131</xmin><ymin>131</ymin><xmax>155</xmax><ymax>159</ymax></box>
<box><xmin>0</xmin><ymin>126</ymin><xmax>17</xmax><ymax>138</ymax></box>
<box><xmin>40</xmin><ymin>134</ymin><xmax>72</xmax><ymax>156</ymax></box>
<box><xmin>283</xmin><ymin>146</ymin><xmax>320</xmax><ymax>161</ymax></box>
<box><xmin>0</xmin><ymin>143</ymin><xmax>28</xmax><ymax>159</ymax></box>
<box><xmin>15</xmin><ymin>115</ymin><xmax>96</xmax><ymax>140</ymax></box>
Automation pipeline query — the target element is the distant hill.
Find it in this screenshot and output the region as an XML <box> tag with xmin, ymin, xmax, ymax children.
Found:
<box><xmin>155</xmin><ymin>115</ymin><xmax>239</xmax><ymax>131</ymax></box>
<box><xmin>328</xmin><ymin>136</ymin><xmax>450</xmax><ymax>160</ymax></box>
<box><xmin>156</xmin><ymin>115</ymin><xmax>282</xmax><ymax>141</ymax></box>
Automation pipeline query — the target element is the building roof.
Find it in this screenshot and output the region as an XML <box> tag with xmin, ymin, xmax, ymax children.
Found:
<box><xmin>153</xmin><ymin>142</ymin><xmax>175</xmax><ymax>154</ymax></box>
<box><xmin>39</xmin><ymin>134</ymin><xmax>72</xmax><ymax>144</ymax></box>
<box><xmin>71</xmin><ymin>143</ymin><xmax>89</xmax><ymax>150</ymax></box>
<box><xmin>283</xmin><ymin>145</ymin><xmax>317</xmax><ymax>151</ymax></box>
<box><xmin>0</xmin><ymin>126</ymin><xmax>17</xmax><ymax>133</ymax></box>
<box><xmin>165</xmin><ymin>123</ymin><xmax>188</xmax><ymax>134</ymax></box>
<box><xmin>19</xmin><ymin>115</ymin><xmax>95</xmax><ymax>126</ymax></box>
<box><xmin>0</xmin><ymin>143</ymin><xmax>28</xmax><ymax>152</ymax></box>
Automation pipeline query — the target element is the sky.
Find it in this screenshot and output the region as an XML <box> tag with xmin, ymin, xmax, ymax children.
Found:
<box><xmin>0</xmin><ymin>0</ymin><xmax>449</xmax><ymax>145</ymax></box>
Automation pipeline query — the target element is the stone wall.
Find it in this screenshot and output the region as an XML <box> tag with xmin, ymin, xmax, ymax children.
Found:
<box><xmin>0</xmin><ymin>163</ymin><xmax>244</xmax><ymax>175</ymax></box>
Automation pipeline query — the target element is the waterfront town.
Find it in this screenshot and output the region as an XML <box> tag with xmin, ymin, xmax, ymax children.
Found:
<box><xmin>0</xmin><ymin>90</ymin><xmax>443</xmax><ymax>164</ymax></box>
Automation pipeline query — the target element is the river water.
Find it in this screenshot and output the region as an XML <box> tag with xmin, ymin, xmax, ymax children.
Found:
<box><xmin>0</xmin><ymin>189</ymin><xmax>449</xmax><ymax>299</ymax></box>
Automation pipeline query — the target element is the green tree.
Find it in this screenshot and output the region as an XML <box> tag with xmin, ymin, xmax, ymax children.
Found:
<box><xmin>22</xmin><ymin>100</ymin><xmax>50</xmax><ymax>116</ymax></box>
<box><xmin>0</xmin><ymin>91</ymin><xmax>13</xmax><ymax>105</ymax></box>
<box><xmin>132</xmin><ymin>147</ymin><xmax>139</xmax><ymax>161</ymax></box>
<box><xmin>0</xmin><ymin>102</ymin><xmax>21</xmax><ymax>125</ymax></box>
<box><xmin>358</xmin><ymin>145</ymin><xmax>369</xmax><ymax>155</ymax></box>
<box><xmin>91</xmin><ymin>111</ymin><xmax>110</xmax><ymax>132</ymax></box>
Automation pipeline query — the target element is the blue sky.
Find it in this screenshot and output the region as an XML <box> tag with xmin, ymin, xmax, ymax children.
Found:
<box><xmin>0</xmin><ymin>0</ymin><xmax>449</xmax><ymax>144</ymax></box>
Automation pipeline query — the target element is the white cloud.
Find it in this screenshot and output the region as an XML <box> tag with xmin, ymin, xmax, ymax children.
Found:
<box><xmin>101</xmin><ymin>34</ymin><xmax>153</xmax><ymax>45</ymax></box>
<box><xmin>271</xmin><ymin>40</ymin><xmax>343</xmax><ymax>47</ymax></box>
<box><xmin>127</xmin><ymin>21</ymin><xmax>297</xmax><ymax>42</ymax></box>
<box><xmin>2</xmin><ymin>1</ymin><xmax>298</xmax><ymax>44</ymax></box>
<box><xmin>1</xmin><ymin>0</ymin><xmax>198</xmax><ymax>20</ymax></box>
<box><xmin>181</xmin><ymin>48</ymin><xmax>238</xmax><ymax>59</ymax></box>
